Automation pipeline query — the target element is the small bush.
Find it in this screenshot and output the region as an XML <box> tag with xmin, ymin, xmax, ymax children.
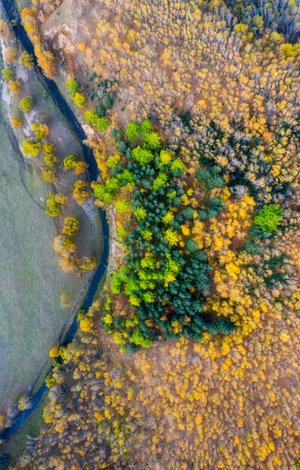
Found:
<box><xmin>3</xmin><ymin>67</ymin><xmax>16</xmax><ymax>81</ymax></box>
<box><xmin>11</xmin><ymin>117</ymin><xmax>23</xmax><ymax>128</ymax></box>
<box><xmin>73</xmin><ymin>92</ymin><xmax>85</xmax><ymax>108</ymax></box>
<box><xmin>19</xmin><ymin>96</ymin><xmax>33</xmax><ymax>113</ymax></box>
<box><xmin>66</xmin><ymin>78</ymin><xmax>79</xmax><ymax>95</ymax></box>
<box><xmin>19</xmin><ymin>51</ymin><xmax>34</xmax><ymax>69</ymax></box>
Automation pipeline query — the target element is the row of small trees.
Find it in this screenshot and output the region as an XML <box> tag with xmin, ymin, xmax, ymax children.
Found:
<box><xmin>3</xmin><ymin>48</ymin><xmax>95</xmax><ymax>276</ymax></box>
<box><xmin>53</xmin><ymin>215</ymin><xmax>96</xmax><ymax>273</ymax></box>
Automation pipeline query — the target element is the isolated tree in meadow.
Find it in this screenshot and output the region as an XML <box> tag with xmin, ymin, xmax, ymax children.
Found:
<box><xmin>63</xmin><ymin>154</ymin><xmax>79</xmax><ymax>169</ymax></box>
<box><xmin>8</xmin><ymin>80</ymin><xmax>21</xmax><ymax>94</ymax></box>
<box><xmin>53</xmin><ymin>235</ymin><xmax>76</xmax><ymax>255</ymax></box>
<box><xmin>44</xmin><ymin>154</ymin><xmax>59</xmax><ymax>168</ymax></box>
<box><xmin>32</xmin><ymin>122</ymin><xmax>49</xmax><ymax>140</ymax></box>
<box><xmin>3</xmin><ymin>67</ymin><xmax>16</xmax><ymax>81</ymax></box>
<box><xmin>43</xmin><ymin>142</ymin><xmax>56</xmax><ymax>155</ymax></box>
<box><xmin>75</xmin><ymin>161</ymin><xmax>89</xmax><ymax>174</ymax></box>
<box><xmin>45</xmin><ymin>193</ymin><xmax>61</xmax><ymax>217</ymax></box>
<box><xmin>19</xmin><ymin>51</ymin><xmax>34</xmax><ymax>69</ymax></box>
<box><xmin>19</xmin><ymin>96</ymin><xmax>33</xmax><ymax>113</ymax></box>
<box><xmin>5</xmin><ymin>46</ymin><xmax>18</xmax><ymax>63</ymax></box>
<box><xmin>54</xmin><ymin>193</ymin><xmax>69</xmax><ymax>205</ymax></box>
<box><xmin>62</xmin><ymin>216</ymin><xmax>80</xmax><ymax>236</ymax></box>
<box><xmin>17</xmin><ymin>396</ymin><xmax>32</xmax><ymax>411</ymax></box>
<box><xmin>41</xmin><ymin>167</ymin><xmax>58</xmax><ymax>183</ymax></box>
<box><xmin>59</xmin><ymin>256</ymin><xmax>77</xmax><ymax>273</ymax></box>
<box><xmin>72</xmin><ymin>180</ymin><xmax>90</xmax><ymax>204</ymax></box>
<box><xmin>11</xmin><ymin>117</ymin><xmax>22</xmax><ymax>128</ymax></box>
<box><xmin>23</xmin><ymin>139</ymin><xmax>41</xmax><ymax>157</ymax></box>
<box><xmin>60</xmin><ymin>293</ymin><xmax>71</xmax><ymax>309</ymax></box>
<box><xmin>80</xmin><ymin>256</ymin><xmax>97</xmax><ymax>271</ymax></box>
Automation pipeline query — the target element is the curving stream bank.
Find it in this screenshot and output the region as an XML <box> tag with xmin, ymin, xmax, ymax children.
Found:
<box><xmin>0</xmin><ymin>0</ymin><xmax>109</xmax><ymax>440</ymax></box>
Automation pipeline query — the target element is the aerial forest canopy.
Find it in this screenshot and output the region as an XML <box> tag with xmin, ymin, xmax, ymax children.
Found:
<box><xmin>2</xmin><ymin>0</ymin><xmax>300</xmax><ymax>469</ymax></box>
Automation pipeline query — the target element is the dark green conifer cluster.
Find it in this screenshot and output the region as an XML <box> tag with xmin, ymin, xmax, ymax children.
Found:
<box><xmin>94</xmin><ymin>121</ymin><xmax>236</xmax><ymax>350</ymax></box>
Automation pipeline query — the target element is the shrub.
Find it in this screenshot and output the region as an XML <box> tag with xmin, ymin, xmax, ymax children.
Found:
<box><xmin>44</xmin><ymin>154</ymin><xmax>59</xmax><ymax>168</ymax></box>
<box><xmin>80</xmin><ymin>256</ymin><xmax>97</xmax><ymax>271</ymax></box>
<box><xmin>73</xmin><ymin>92</ymin><xmax>85</xmax><ymax>108</ymax></box>
<box><xmin>32</xmin><ymin>123</ymin><xmax>49</xmax><ymax>140</ymax></box>
<box><xmin>11</xmin><ymin>117</ymin><xmax>23</xmax><ymax>128</ymax></box>
<box><xmin>5</xmin><ymin>46</ymin><xmax>18</xmax><ymax>63</ymax></box>
<box><xmin>45</xmin><ymin>193</ymin><xmax>61</xmax><ymax>217</ymax></box>
<box><xmin>19</xmin><ymin>96</ymin><xmax>33</xmax><ymax>113</ymax></box>
<box><xmin>254</xmin><ymin>204</ymin><xmax>283</xmax><ymax>232</ymax></box>
<box><xmin>41</xmin><ymin>166</ymin><xmax>58</xmax><ymax>183</ymax></box>
<box><xmin>43</xmin><ymin>143</ymin><xmax>56</xmax><ymax>154</ymax></box>
<box><xmin>66</xmin><ymin>78</ymin><xmax>79</xmax><ymax>95</ymax></box>
<box><xmin>75</xmin><ymin>161</ymin><xmax>89</xmax><ymax>175</ymax></box>
<box><xmin>3</xmin><ymin>67</ymin><xmax>16</xmax><ymax>81</ymax></box>
<box><xmin>63</xmin><ymin>154</ymin><xmax>79</xmax><ymax>169</ymax></box>
<box><xmin>63</xmin><ymin>216</ymin><xmax>80</xmax><ymax>236</ymax></box>
<box><xmin>72</xmin><ymin>180</ymin><xmax>90</xmax><ymax>204</ymax></box>
<box><xmin>55</xmin><ymin>193</ymin><xmax>69</xmax><ymax>205</ymax></box>
<box><xmin>19</xmin><ymin>51</ymin><xmax>34</xmax><ymax>69</ymax></box>
<box><xmin>23</xmin><ymin>139</ymin><xmax>41</xmax><ymax>157</ymax></box>
<box><xmin>8</xmin><ymin>80</ymin><xmax>21</xmax><ymax>94</ymax></box>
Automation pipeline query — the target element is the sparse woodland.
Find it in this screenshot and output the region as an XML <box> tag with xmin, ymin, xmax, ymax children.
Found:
<box><xmin>4</xmin><ymin>0</ymin><xmax>300</xmax><ymax>469</ymax></box>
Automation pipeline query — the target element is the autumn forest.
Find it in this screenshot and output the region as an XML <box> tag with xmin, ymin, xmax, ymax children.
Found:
<box><xmin>1</xmin><ymin>0</ymin><xmax>300</xmax><ymax>469</ymax></box>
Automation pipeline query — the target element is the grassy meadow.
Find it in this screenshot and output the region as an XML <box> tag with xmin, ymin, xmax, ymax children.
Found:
<box><xmin>0</xmin><ymin>53</ymin><xmax>102</xmax><ymax>412</ymax></box>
